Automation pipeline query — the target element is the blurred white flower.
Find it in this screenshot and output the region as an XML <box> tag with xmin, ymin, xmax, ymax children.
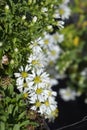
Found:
<box><xmin>32</xmin><ymin>16</ymin><xmax>37</xmax><ymax>23</ymax></box>
<box><xmin>5</xmin><ymin>5</ymin><xmax>9</xmax><ymax>10</ymax></box>
<box><xmin>58</xmin><ymin>4</ymin><xmax>71</xmax><ymax>19</ymax></box>
<box><xmin>27</xmin><ymin>51</ymin><xmax>47</xmax><ymax>69</ymax></box>
<box><xmin>52</xmin><ymin>32</ymin><xmax>64</xmax><ymax>44</ymax></box>
<box><xmin>22</xmin><ymin>15</ymin><xmax>26</xmax><ymax>20</ymax></box>
<box><xmin>84</xmin><ymin>98</ymin><xmax>87</xmax><ymax>104</ymax></box>
<box><xmin>81</xmin><ymin>68</ymin><xmax>87</xmax><ymax>76</ymax></box>
<box><xmin>59</xmin><ymin>87</ymin><xmax>77</xmax><ymax>101</ymax></box>
<box><xmin>0</xmin><ymin>42</ymin><xmax>3</xmax><ymax>47</ymax></box>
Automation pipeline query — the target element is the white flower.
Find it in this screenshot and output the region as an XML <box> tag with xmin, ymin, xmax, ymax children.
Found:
<box><xmin>53</xmin><ymin>10</ymin><xmax>60</xmax><ymax>19</ymax></box>
<box><xmin>30</xmin><ymin>38</ymin><xmax>42</xmax><ymax>53</ymax></box>
<box><xmin>38</xmin><ymin>33</ymin><xmax>53</xmax><ymax>48</ymax></box>
<box><xmin>14</xmin><ymin>65</ymin><xmax>31</xmax><ymax>83</ymax></box>
<box><xmin>30</xmin><ymin>93</ymin><xmax>58</xmax><ymax>119</ymax></box>
<box><xmin>40</xmin><ymin>97</ymin><xmax>58</xmax><ymax>117</ymax></box>
<box><xmin>49</xmin><ymin>78</ymin><xmax>58</xmax><ymax>86</ymax></box>
<box><xmin>16</xmin><ymin>79</ymin><xmax>33</xmax><ymax>92</ymax></box>
<box><xmin>47</xmin><ymin>44</ymin><xmax>61</xmax><ymax>63</ymax></box>
<box><xmin>59</xmin><ymin>87</ymin><xmax>77</xmax><ymax>101</ymax></box>
<box><xmin>81</xmin><ymin>68</ymin><xmax>87</xmax><ymax>76</ymax></box>
<box><xmin>52</xmin><ymin>32</ymin><xmax>64</xmax><ymax>43</ymax></box>
<box><xmin>76</xmin><ymin>91</ymin><xmax>82</xmax><ymax>97</ymax></box>
<box><xmin>84</xmin><ymin>98</ymin><xmax>87</xmax><ymax>104</ymax></box>
<box><xmin>27</xmin><ymin>68</ymin><xmax>50</xmax><ymax>88</ymax></box>
<box><xmin>27</xmin><ymin>51</ymin><xmax>47</xmax><ymax>69</ymax></box>
<box><xmin>58</xmin><ymin>4</ymin><xmax>71</xmax><ymax>19</ymax></box>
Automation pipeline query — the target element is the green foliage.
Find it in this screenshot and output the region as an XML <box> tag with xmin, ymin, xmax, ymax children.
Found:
<box><xmin>0</xmin><ymin>0</ymin><xmax>60</xmax><ymax>129</ymax></box>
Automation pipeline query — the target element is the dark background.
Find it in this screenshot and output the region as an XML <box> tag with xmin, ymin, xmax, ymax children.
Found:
<box><xmin>48</xmin><ymin>79</ymin><xmax>87</xmax><ymax>130</ymax></box>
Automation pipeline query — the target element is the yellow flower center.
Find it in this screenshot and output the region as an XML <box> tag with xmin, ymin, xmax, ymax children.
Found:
<box><xmin>83</xmin><ymin>21</ymin><xmax>87</xmax><ymax>27</ymax></box>
<box><xmin>21</xmin><ymin>71</ymin><xmax>28</xmax><ymax>78</ymax></box>
<box><xmin>65</xmin><ymin>91</ymin><xmax>71</xmax><ymax>96</ymax></box>
<box><xmin>59</xmin><ymin>9</ymin><xmax>64</xmax><ymax>15</ymax></box>
<box><xmin>23</xmin><ymin>83</ymin><xmax>28</xmax><ymax>88</ymax></box>
<box><xmin>73</xmin><ymin>36</ymin><xmax>79</xmax><ymax>46</ymax></box>
<box><xmin>34</xmin><ymin>76</ymin><xmax>42</xmax><ymax>83</ymax></box>
<box><xmin>44</xmin><ymin>39</ymin><xmax>49</xmax><ymax>44</ymax></box>
<box><xmin>36</xmin><ymin>88</ymin><xmax>43</xmax><ymax>94</ymax></box>
<box><xmin>45</xmin><ymin>100</ymin><xmax>49</xmax><ymax>106</ymax></box>
<box><xmin>23</xmin><ymin>93</ymin><xmax>28</xmax><ymax>98</ymax></box>
<box><xmin>48</xmin><ymin>91</ymin><xmax>52</xmax><ymax>96</ymax></box>
<box><xmin>51</xmin><ymin>108</ymin><xmax>59</xmax><ymax>117</ymax></box>
<box><xmin>51</xmin><ymin>50</ymin><xmax>56</xmax><ymax>56</ymax></box>
<box><xmin>49</xmin><ymin>61</ymin><xmax>54</xmax><ymax>66</ymax></box>
<box><xmin>54</xmin><ymin>35</ymin><xmax>59</xmax><ymax>40</ymax></box>
<box><xmin>35</xmin><ymin>101</ymin><xmax>41</xmax><ymax>107</ymax></box>
<box><xmin>32</xmin><ymin>60</ymin><xmax>39</xmax><ymax>65</ymax></box>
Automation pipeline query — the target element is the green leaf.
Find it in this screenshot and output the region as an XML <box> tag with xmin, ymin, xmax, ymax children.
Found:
<box><xmin>0</xmin><ymin>122</ymin><xmax>5</xmax><ymax>130</ymax></box>
<box><xmin>20</xmin><ymin>120</ymin><xmax>29</xmax><ymax>127</ymax></box>
<box><xmin>13</xmin><ymin>124</ymin><xmax>20</xmax><ymax>130</ymax></box>
<box><xmin>8</xmin><ymin>104</ymin><xmax>14</xmax><ymax>114</ymax></box>
<box><xmin>0</xmin><ymin>116</ymin><xmax>7</xmax><ymax>122</ymax></box>
<box><xmin>18</xmin><ymin>111</ymin><xmax>26</xmax><ymax>121</ymax></box>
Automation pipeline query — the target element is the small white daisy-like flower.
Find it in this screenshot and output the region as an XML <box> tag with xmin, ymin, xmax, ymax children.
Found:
<box><xmin>38</xmin><ymin>33</ymin><xmax>53</xmax><ymax>48</ymax></box>
<box><xmin>52</xmin><ymin>32</ymin><xmax>64</xmax><ymax>44</ymax></box>
<box><xmin>16</xmin><ymin>78</ymin><xmax>33</xmax><ymax>92</ymax></box>
<box><xmin>40</xmin><ymin>97</ymin><xmax>58</xmax><ymax>117</ymax></box>
<box><xmin>47</xmin><ymin>44</ymin><xmax>61</xmax><ymax>63</ymax></box>
<box><xmin>27</xmin><ymin>51</ymin><xmax>47</xmax><ymax>69</ymax></box>
<box><xmin>30</xmin><ymin>38</ymin><xmax>42</xmax><ymax>53</ymax></box>
<box><xmin>58</xmin><ymin>4</ymin><xmax>71</xmax><ymax>19</ymax></box>
<box><xmin>14</xmin><ymin>65</ymin><xmax>31</xmax><ymax>83</ymax></box>
<box><xmin>27</xmin><ymin>68</ymin><xmax>50</xmax><ymax>87</ymax></box>
<box><xmin>53</xmin><ymin>10</ymin><xmax>60</xmax><ymax>19</ymax></box>
<box><xmin>29</xmin><ymin>86</ymin><xmax>49</xmax><ymax>102</ymax></box>
<box><xmin>46</xmin><ymin>108</ymin><xmax>58</xmax><ymax>121</ymax></box>
<box><xmin>30</xmin><ymin>92</ymin><xmax>58</xmax><ymax>119</ymax></box>
<box><xmin>59</xmin><ymin>87</ymin><xmax>77</xmax><ymax>101</ymax></box>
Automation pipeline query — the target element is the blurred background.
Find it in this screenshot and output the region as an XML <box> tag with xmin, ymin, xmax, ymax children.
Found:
<box><xmin>48</xmin><ymin>0</ymin><xmax>87</xmax><ymax>129</ymax></box>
